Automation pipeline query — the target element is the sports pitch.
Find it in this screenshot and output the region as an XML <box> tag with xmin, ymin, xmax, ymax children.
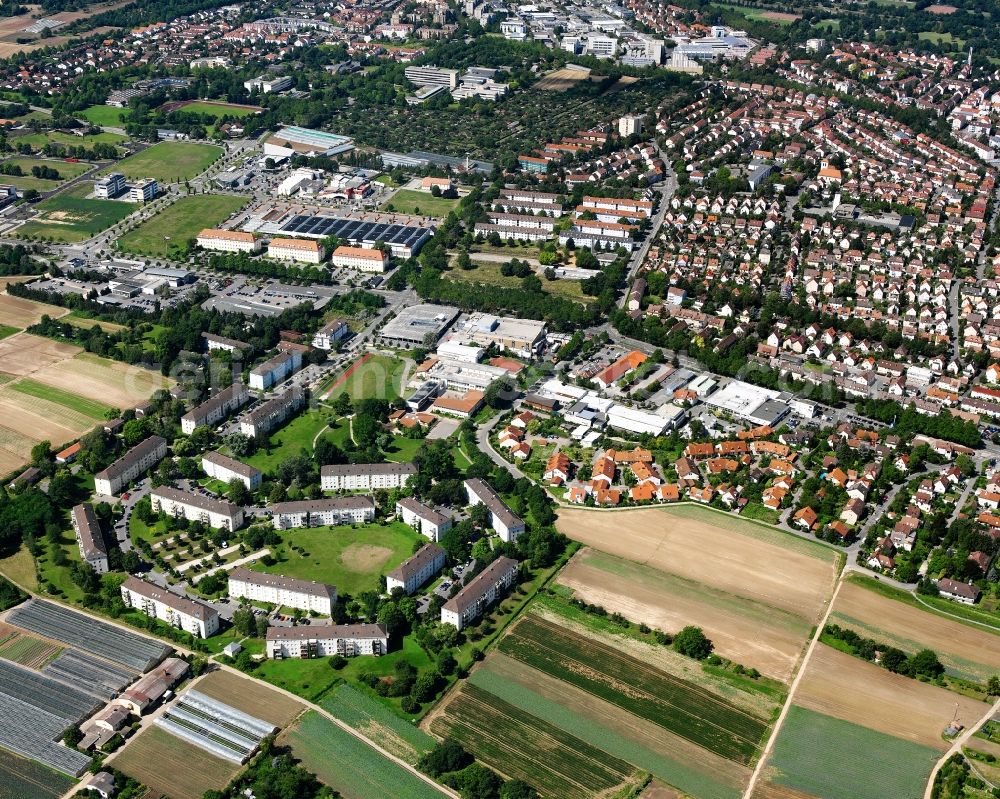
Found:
<box><xmin>117</xmin><ymin>193</ymin><xmax>246</xmax><ymax>257</ymax></box>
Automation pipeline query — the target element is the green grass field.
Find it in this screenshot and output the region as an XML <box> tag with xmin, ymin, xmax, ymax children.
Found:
<box><xmin>78</xmin><ymin>105</ymin><xmax>132</xmax><ymax>127</ymax></box>
<box><xmin>0</xmin><ymin>156</ymin><xmax>93</xmax><ymax>191</ymax></box>
<box><xmin>768</xmin><ymin>706</ymin><xmax>938</xmax><ymax>799</ymax></box>
<box><xmin>174</xmin><ymin>100</ymin><xmax>263</xmax><ymax>119</ymax></box>
<box><xmin>241</xmin><ymin>410</ymin><xmax>349</xmax><ymax>473</ymax></box>
<box><xmin>382</xmin><ymin>188</ymin><xmax>459</xmax><ymax>218</ymax></box>
<box><xmin>445</xmin><ymin>259</ymin><xmax>588</xmax><ymax>303</ymax></box>
<box><xmin>12</xmin><ymin>130</ymin><xmax>127</xmax><ymax>151</ymax></box>
<box><xmin>432</xmin><ymin>682</ymin><xmax>642</xmax><ymax>799</ymax></box>
<box><xmin>321</xmin><ymin>684</ymin><xmax>435</xmax><ymax>763</ymax></box>
<box><xmin>467</xmin><ymin>664</ymin><xmax>742</xmax><ymax>799</ymax></box>
<box><xmin>10</xmin><ymin>377</ymin><xmax>112</xmax><ymax>419</ymax></box>
<box><xmin>250</xmin><ymin>521</ymin><xmax>422</xmax><ymax>597</ymax></box>
<box><xmin>324</xmin><ymin>353</ymin><xmax>407</xmax><ymax>401</ymax></box>
<box><xmin>284</xmin><ymin>710</ymin><xmax>448</xmax><ymax>799</ymax></box>
<box><xmin>17</xmin><ymin>182</ymin><xmax>138</xmax><ymax>242</ymax></box>
<box><xmin>0</xmin><ymin>325</ymin><xmax>17</xmax><ymax>340</ymax></box>
<box><xmin>117</xmin><ymin>194</ymin><xmax>246</xmax><ymax>257</ymax></box>
<box><xmin>0</xmin><ymin>748</ymin><xmax>74</xmax><ymax>799</ymax></box>
<box><xmin>60</xmin><ymin>312</ymin><xmax>127</xmax><ymax>333</ymax></box>
<box><xmin>497</xmin><ymin>615</ymin><xmax>770</xmax><ymax>764</ymax></box>
<box><xmin>106</xmin><ymin>141</ymin><xmax>222</xmax><ymax>183</ymax></box>
<box><xmin>709</xmin><ymin>2</ymin><xmax>799</xmax><ymax>24</ymax></box>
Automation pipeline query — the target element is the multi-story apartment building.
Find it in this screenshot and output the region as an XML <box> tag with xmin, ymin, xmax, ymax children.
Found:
<box><xmin>404</xmin><ymin>65</ymin><xmax>459</xmax><ymax>89</ymax></box>
<box><xmin>180</xmin><ymin>382</ymin><xmax>250</xmax><ymax>434</ymax></box>
<box><xmin>249</xmin><ymin>350</ymin><xmax>303</xmax><ymax>391</ymax></box>
<box><xmin>395</xmin><ymin>497</ymin><xmax>452</xmax><ymax>541</ymax></box>
<box><xmin>121</xmin><ymin>576</ymin><xmax>220</xmax><ymax>638</ymax></box>
<box><xmin>386</xmin><ymin>543</ymin><xmax>446</xmax><ymax>595</ymax></box>
<box><xmin>320</xmin><ymin>462</ymin><xmax>417</xmax><ymax>492</ymax></box>
<box><xmin>270</xmin><ymin>496</ymin><xmax>375</xmax><ymax>529</ymax></box>
<box><xmin>94</xmin><ymin>435</ymin><xmax>168</xmax><ymax>496</ymax></box>
<box><xmin>201</xmin><ymin>451</ymin><xmax>262</xmax><ymax>490</ymax></box>
<box><xmin>464</xmin><ymin>478</ymin><xmax>526</xmax><ymax>542</ymax></box>
<box><xmin>240</xmin><ymin>388</ymin><xmax>305</xmax><ymax>437</ymax></box>
<box><xmin>312</xmin><ymin>320</ymin><xmax>349</xmax><ymax>350</ymax></box>
<box><xmin>71</xmin><ymin>503</ymin><xmax>108</xmax><ymax>573</ymax></box>
<box><xmin>266</xmin><ymin>623</ymin><xmax>387</xmax><ymax>659</ymax></box>
<box><xmin>228</xmin><ymin>568</ymin><xmax>336</xmax><ymax>615</ymax></box>
<box><xmin>330</xmin><ymin>245</ymin><xmax>387</xmax><ymax>273</ymax></box>
<box><xmin>441</xmin><ymin>556</ymin><xmax>519</xmax><ymax>630</ymax></box>
<box><xmin>202</xmin><ymin>332</ymin><xmax>249</xmax><ymax>355</ymax></box>
<box><xmin>267</xmin><ymin>238</ymin><xmax>325</xmax><ymax>264</ymax></box>
<box><xmin>150</xmin><ymin>486</ymin><xmax>244</xmax><ymax>531</ymax></box>
<box><xmin>196</xmin><ymin>229</ymin><xmax>260</xmax><ymax>253</ymax></box>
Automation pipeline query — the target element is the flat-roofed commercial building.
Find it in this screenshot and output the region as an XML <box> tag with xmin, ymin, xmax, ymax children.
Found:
<box><xmin>266</xmin><ymin>623</ymin><xmax>387</xmax><ymax>659</ymax></box>
<box><xmin>386</xmin><ymin>542</ymin><xmax>446</xmax><ymax>595</ymax></box>
<box><xmin>380</xmin><ymin>304</ymin><xmax>460</xmax><ymax>349</ymax></box>
<box><xmin>441</xmin><ymin>556</ymin><xmax>519</xmax><ymax>630</ymax></box>
<box><xmin>202</xmin><ymin>451</ymin><xmax>262</xmax><ymax>490</ymax></box>
<box><xmin>94</xmin><ymin>435</ymin><xmax>168</xmax><ymax>496</ymax></box>
<box><xmin>121</xmin><ymin>576</ymin><xmax>219</xmax><ymax>638</ymax></box>
<box><xmin>196</xmin><ymin>228</ymin><xmax>260</xmax><ymax>253</ymax></box>
<box><xmin>249</xmin><ymin>350</ymin><xmax>303</xmax><ymax>390</ymax></box>
<box><xmin>321</xmin><ymin>462</ymin><xmax>417</xmax><ymax>491</ymax></box>
<box><xmin>271</xmin><ymin>496</ymin><xmax>375</xmax><ymax>529</ymax></box>
<box><xmin>275</xmin><ymin>214</ymin><xmax>432</xmax><ymax>259</ymax></box>
<box><xmin>396</xmin><ymin>497</ymin><xmax>452</xmax><ymax>541</ymax></box>
<box><xmin>129</xmin><ymin>178</ymin><xmax>158</xmax><ymax>202</ymax></box>
<box><xmin>449</xmin><ymin>313</ymin><xmax>547</xmax><ymax>359</ymax></box>
<box><xmin>228</xmin><ymin>567</ymin><xmax>336</xmax><ymax>615</ymax></box>
<box><xmin>151</xmin><ymin>486</ymin><xmax>244</xmax><ymax>531</ymax></box>
<box><xmin>95</xmin><ymin>172</ymin><xmax>126</xmax><ymax>199</ymax></box>
<box><xmin>181</xmin><ymin>382</ymin><xmax>250</xmax><ymax>434</ymax></box>
<box><xmin>240</xmin><ymin>387</ymin><xmax>305</xmax><ymax>437</ymax></box>
<box><xmin>404</xmin><ymin>65</ymin><xmax>459</xmax><ymax>89</ymax></box>
<box><xmin>267</xmin><ymin>237</ymin><xmax>325</xmax><ymax>264</ymax></box>
<box><xmin>464</xmin><ymin>478</ymin><xmax>525</xmax><ymax>542</ymax></box>
<box><xmin>72</xmin><ymin>503</ymin><xmax>108</xmax><ymax>573</ymax></box>
<box><xmin>330</xmin><ymin>245</ymin><xmax>388</xmax><ymax>272</ymax></box>
<box><xmin>263</xmin><ymin>126</ymin><xmax>355</xmax><ymax>159</ymax></box>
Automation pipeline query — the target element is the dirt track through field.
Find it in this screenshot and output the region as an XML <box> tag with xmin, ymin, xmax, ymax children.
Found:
<box><xmin>555</xmin><ymin>507</ymin><xmax>837</xmax><ymax>620</ymax></box>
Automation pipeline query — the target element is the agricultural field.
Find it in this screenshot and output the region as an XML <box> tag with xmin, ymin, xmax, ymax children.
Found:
<box><xmin>761</xmin><ymin>706</ymin><xmax>940</xmax><ymax>799</ymax></box>
<box><xmin>117</xmin><ymin>194</ymin><xmax>247</xmax><ymax>258</ymax></box>
<box><xmin>556</xmin><ymin>548</ymin><xmax>813</xmax><ymax>682</ymax></box>
<box><xmin>321</xmin><ymin>683</ymin><xmax>434</xmax><ymax>763</ymax></box>
<box><xmin>250</xmin><ymin>521</ymin><xmax>422</xmax><ymax>597</ymax></box>
<box><xmin>281</xmin><ymin>710</ymin><xmax>449</xmax><ymax>799</ymax></box>
<box><xmin>16</xmin><ymin>182</ymin><xmax>139</xmax><ymax>242</ymax></box>
<box><xmin>323</xmin><ymin>352</ymin><xmax>407</xmax><ymax>401</ymax></box>
<box><xmin>430</xmin><ymin>682</ymin><xmax>644</xmax><ymax>799</ymax></box>
<box><xmin>0</xmin><ymin>747</ymin><xmax>73</xmax><ymax>799</ymax></box>
<box><xmin>106</xmin><ymin>141</ymin><xmax>222</xmax><ymax>183</ymax></box>
<box><xmin>9</xmin><ymin>377</ymin><xmax>112</xmax><ymax>419</ymax></box>
<box><xmin>829</xmin><ymin>577</ymin><xmax>1000</xmax><ymax>683</ymax></box>
<box><xmin>111</xmin><ymin>724</ymin><xmax>240</xmax><ymax>799</ymax></box>
<box><xmin>534</xmin><ymin>66</ymin><xmax>596</xmax><ymax>91</ymax></box>
<box><xmin>0</xmin><ymin>156</ymin><xmax>93</xmax><ymax>191</ymax></box>
<box><xmin>0</xmin><ymin>324</ymin><xmax>16</xmax><ymax>340</ymax></box>
<box><xmin>0</xmin><ymin>628</ymin><xmax>62</xmax><ymax>668</ymax></box>
<box><xmin>0</xmin><ymin>294</ymin><xmax>66</xmax><ymax>328</ymax></box>
<box><xmin>193</xmin><ymin>669</ymin><xmax>304</xmax><ymax>727</ymax></box>
<box><xmin>555</xmin><ymin>505</ymin><xmax>840</xmax><ymax>621</ymax></box>
<box><xmin>78</xmin><ymin>105</ymin><xmax>132</xmax><ymax>127</ymax></box>
<box><xmin>382</xmin><ymin>188</ymin><xmax>459</xmax><ymax>218</ymax></box>
<box><xmin>445</xmin><ymin>259</ymin><xmax>588</xmax><ymax>303</ymax></box>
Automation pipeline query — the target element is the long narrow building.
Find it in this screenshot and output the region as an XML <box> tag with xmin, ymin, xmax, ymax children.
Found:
<box><xmin>240</xmin><ymin>388</ymin><xmax>305</xmax><ymax>437</ymax></box>
<box><xmin>228</xmin><ymin>568</ymin><xmax>336</xmax><ymax>615</ymax></box>
<box><xmin>202</xmin><ymin>451</ymin><xmax>262</xmax><ymax>490</ymax></box>
<box><xmin>320</xmin><ymin>462</ymin><xmax>417</xmax><ymax>491</ymax></box>
<box><xmin>71</xmin><ymin>503</ymin><xmax>108</xmax><ymax>574</ymax></box>
<box><xmin>150</xmin><ymin>486</ymin><xmax>244</xmax><ymax>531</ymax></box>
<box><xmin>266</xmin><ymin>623</ymin><xmax>387</xmax><ymax>659</ymax></box>
<box><xmin>94</xmin><ymin>436</ymin><xmax>168</xmax><ymax>496</ymax></box>
<box><xmin>440</xmin><ymin>556</ymin><xmax>519</xmax><ymax>630</ymax></box>
<box><xmin>120</xmin><ymin>576</ymin><xmax>219</xmax><ymax>638</ymax></box>
<box><xmin>386</xmin><ymin>543</ymin><xmax>446</xmax><ymax>595</ymax></box>
<box><xmin>181</xmin><ymin>383</ymin><xmax>250</xmax><ymax>434</ymax></box>
<box><xmin>270</xmin><ymin>496</ymin><xmax>375</xmax><ymax>529</ymax></box>
<box><xmin>464</xmin><ymin>478</ymin><xmax>526</xmax><ymax>542</ymax></box>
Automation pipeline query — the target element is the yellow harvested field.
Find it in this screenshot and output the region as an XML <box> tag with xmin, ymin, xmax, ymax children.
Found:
<box><xmin>36</xmin><ymin>351</ymin><xmax>171</xmax><ymax>408</ymax></box>
<box><xmin>0</xmin><ymin>294</ymin><xmax>66</xmax><ymax>328</ymax></box>
<box><xmin>194</xmin><ymin>669</ymin><xmax>304</xmax><ymax>727</ymax></box>
<box><xmin>0</xmin><ymin>395</ymin><xmax>82</xmax><ymax>462</ymax></box>
<box><xmin>556</xmin><ymin>548</ymin><xmax>810</xmax><ymax>682</ymax></box>
<box><xmin>831</xmin><ymin>579</ymin><xmax>1000</xmax><ymax>682</ymax></box>
<box><xmin>0</xmin><ymin>276</ymin><xmax>41</xmax><ymax>290</ymax></box>
<box><xmin>534</xmin><ymin>67</ymin><xmax>595</xmax><ymax>91</ymax></box>
<box><xmin>555</xmin><ymin>506</ymin><xmax>839</xmax><ymax>620</ymax></box>
<box><xmin>0</xmin><ymin>334</ymin><xmax>79</xmax><ymax>378</ymax></box>
<box><xmin>793</xmin><ymin>643</ymin><xmax>988</xmax><ymax>750</ymax></box>
<box><xmin>752</xmin><ymin>783</ymin><xmax>822</xmax><ymax>799</ymax></box>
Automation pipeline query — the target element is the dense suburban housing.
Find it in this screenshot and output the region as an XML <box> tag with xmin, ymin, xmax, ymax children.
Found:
<box><xmin>464</xmin><ymin>478</ymin><xmax>526</xmax><ymax>541</ymax></box>
<box><xmin>396</xmin><ymin>497</ymin><xmax>452</xmax><ymax>541</ymax></box>
<box><xmin>71</xmin><ymin>503</ymin><xmax>108</xmax><ymax>574</ymax></box>
<box><xmin>150</xmin><ymin>486</ymin><xmax>244</xmax><ymax>531</ymax></box>
<box><xmin>120</xmin><ymin>576</ymin><xmax>220</xmax><ymax>638</ymax></box>
<box><xmin>441</xmin><ymin>556</ymin><xmax>519</xmax><ymax>630</ymax></box>
<box><xmin>201</xmin><ymin>451</ymin><xmax>263</xmax><ymax>490</ymax></box>
<box><xmin>94</xmin><ymin>435</ymin><xmax>168</xmax><ymax>496</ymax></box>
<box><xmin>270</xmin><ymin>496</ymin><xmax>376</xmax><ymax>529</ymax></box>
<box><xmin>320</xmin><ymin>462</ymin><xmax>418</xmax><ymax>491</ymax></box>
<box><xmin>228</xmin><ymin>567</ymin><xmax>337</xmax><ymax>615</ymax></box>
<box><xmin>386</xmin><ymin>543</ymin><xmax>447</xmax><ymax>595</ymax></box>
<box><xmin>266</xmin><ymin>623</ymin><xmax>388</xmax><ymax>659</ymax></box>
<box><xmin>180</xmin><ymin>382</ymin><xmax>250</xmax><ymax>434</ymax></box>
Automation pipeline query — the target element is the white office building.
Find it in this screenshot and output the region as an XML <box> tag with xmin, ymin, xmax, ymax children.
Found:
<box><xmin>404</xmin><ymin>65</ymin><xmax>459</xmax><ymax>89</ymax></box>
<box><xmin>228</xmin><ymin>567</ymin><xmax>336</xmax><ymax>615</ymax></box>
<box><xmin>270</xmin><ymin>496</ymin><xmax>375</xmax><ymax>529</ymax></box>
<box><xmin>266</xmin><ymin>623</ymin><xmax>387</xmax><ymax>659</ymax></box>
<box><xmin>121</xmin><ymin>576</ymin><xmax>219</xmax><ymax>638</ymax></box>
<box><xmin>128</xmin><ymin>179</ymin><xmax>158</xmax><ymax>202</ymax></box>
<box><xmin>321</xmin><ymin>462</ymin><xmax>417</xmax><ymax>491</ymax></box>
<box><xmin>150</xmin><ymin>486</ymin><xmax>244</xmax><ymax>531</ymax></box>
<box><xmin>94</xmin><ymin>172</ymin><xmax>126</xmax><ymax>199</ymax></box>
<box><xmin>312</xmin><ymin>320</ymin><xmax>349</xmax><ymax>350</ymax></box>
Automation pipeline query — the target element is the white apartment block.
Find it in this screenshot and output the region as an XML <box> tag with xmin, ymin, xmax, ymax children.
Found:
<box><xmin>202</xmin><ymin>451</ymin><xmax>262</xmax><ymax>490</ymax></box>
<box><xmin>312</xmin><ymin>320</ymin><xmax>349</xmax><ymax>350</ymax></box>
<box><xmin>240</xmin><ymin>388</ymin><xmax>305</xmax><ymax>437</ymax></box>
<box><xmin>330</xmin><ymin>245</ymin><xmax>387</xmax><ymax>272</ymax></box>
<box><xmin>121</xmin><ymin>576</ymin><xmax>219</xmax><ymax>638</ymax></box>
<box><xmin>441</xmin><ymin>556</ymin><xmax>519</xmax><ymax>630</ymax></box>
<box><xmin>196</xmin><ymin>228</ymin><xmax>260</xmax><ymax>253</ymax></box>
<box><xmin>386</xmin><ymin>543</ymin><xmax>446</xmax><ymax>595</ymax></box>
<box><xmin>270</xmin><ymin>496</ymin><xmax>375</xmax><ymax>529</ymax></box>
<box><xmin>321</xmin><ymin>462</ymin><xmax>418</xmax><ymax>491</ymax></box>
<box><xmin>228</xmin><ymin>567</ymin><xmax>336</xmax><ymax>615</ymax></box>
<box><xmin>267</xmin><ymin>238</ymin><xmax>325</xmax><ymax>264</ymax></box>
<box><xmin>72</xmin><ymin>503</ymin><xmax>108</xmax><ymax>574</ymax></box>
<box><xmin>249</xmin><ymin>350</ymin><xmax>303</xmax><ymax>391</ymax></box>
<box><xmin>396</xmin><ymin>497</ymin><xmax>452</xmax><ymax>541</ymax></box>
<box><xmin>266</xmin><ymin>623</ymin><xmax>387</xmax><ymax>659</ymax></box>
<box><xmin>203</xmin><ymin>332</ymin><xmax>248</xmax><ymax>354</ymax></box>
<box><xmin>464</xmin><ymin>478</ymin><xmax>526</xmax><ymax>542</ymax></box>
<box><xmin>150</xmin><ymin>486</ymin><xmax>244</xmax><ymax>531</ymax></box>
<box><xmin>181</xmin><ymin>382</ymin><xmax>250</xmax><ymax>434</ymax></box>
<box><xmin>94</xmin><ymin>435</ymin><xmax>168</xmax><ymax>496</ymax></box>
